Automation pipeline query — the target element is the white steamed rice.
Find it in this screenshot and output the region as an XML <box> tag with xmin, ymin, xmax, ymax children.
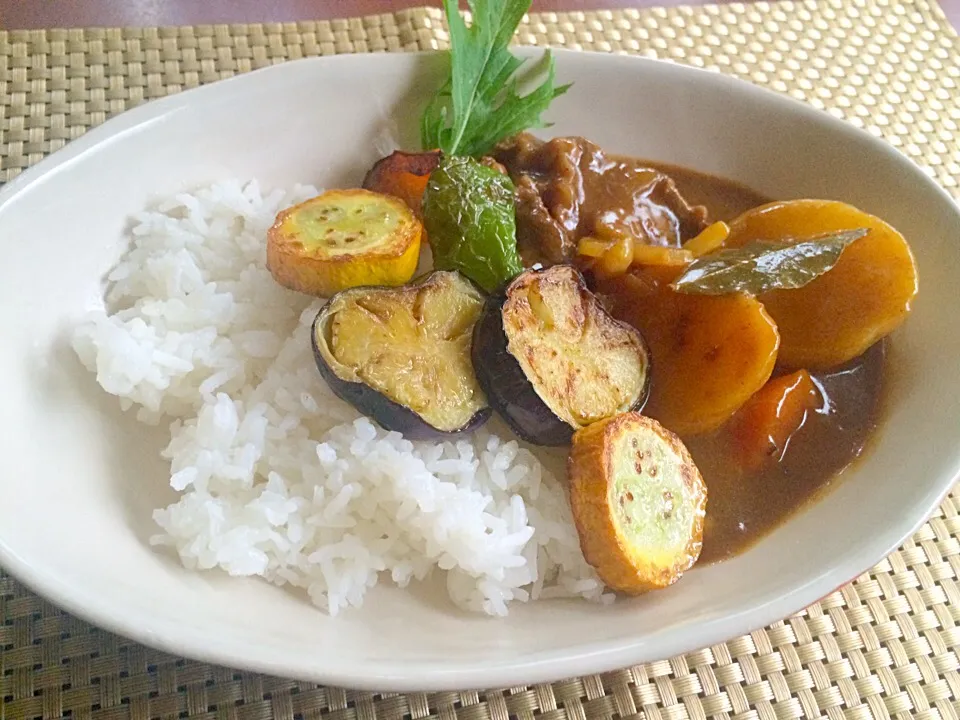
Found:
<box><xmin>72</xmin><ymin>179</ymin><xmax>611</xmax><ymax>616</ymax></box>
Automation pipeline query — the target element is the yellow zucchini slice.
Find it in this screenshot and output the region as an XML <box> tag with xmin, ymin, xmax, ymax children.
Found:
<box><xmin>267</xmin><ymin>189</ymin><xmax>422</xmax><ymax>297</ymax></box>
<box><xmin>568</xmin><ymin>412</ymin><xmax>707</xmax><ymax>594</ymax></box>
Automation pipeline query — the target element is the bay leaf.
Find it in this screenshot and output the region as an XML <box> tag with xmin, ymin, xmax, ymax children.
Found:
<box><xmin>670</xmin><ymin>228</ymin><xmax>869</xmax><ymax>295</ymax></box>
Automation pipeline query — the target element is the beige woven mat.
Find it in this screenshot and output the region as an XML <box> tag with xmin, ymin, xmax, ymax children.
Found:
<box><xmin>2</xmin><ymin>2</ymin><xmax>960</xmax><ymax>718</ymax></box>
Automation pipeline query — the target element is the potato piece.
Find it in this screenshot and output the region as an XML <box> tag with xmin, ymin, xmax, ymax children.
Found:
<box><xmin>726</xmin><ymin>369</ymin><xmax>822</xmax><ymax>473</ymax></box>
<box><xmin>568</xmin><ymin>412</ymin><xmax>707</xmax><ymax>594</ymax></box>
<box><xmin>726</xmin><ymin>199</ymin><xmax>918</xmax><ymax>369</ymax></box>
<box><xmin>600</xmin><ymin>269</ymin><xmax>780</xmax><ymax>436</ymax></box>
<box><xmin>361</xmin><ymin>150</ymin><xmax>441</xmax><ymax>216</ymax></box>
<box><xmin>267</xmin><ymin>189</ymin><xmax>422</xmax><ymax>298</ymax></box>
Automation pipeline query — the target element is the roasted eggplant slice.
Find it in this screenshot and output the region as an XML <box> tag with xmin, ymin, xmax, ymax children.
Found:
<box><xmin>472</xmin><ymin>265</ymin><xmax>651</xmax><ymax>446</ymax></box>
<box><xmin>312</xmin><ymin>271</ymin><xmax>491</xmax><ymax>439</ymax></box>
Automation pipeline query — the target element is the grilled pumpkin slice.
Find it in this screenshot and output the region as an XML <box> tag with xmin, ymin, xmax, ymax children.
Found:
<box><xmin>568</xmin><ymin>412</ymin><xmax>707</xmax><ymax>594</ymax></box>
<box><xmin>472</xmin><ymin>265</ymin><xmax>651</xmax><ymax>446</ymax></box>
<box><xmin>361</xmin><ymin>150</ymin><xmax>441</xmax><ymax>217</ymax></box>
<box><xmin>267</xmin><ymin>189</ymin><xmax>422</xmax><ymax>298</ymax></box>
<box><xmin>312</xmin><ymin>271</ymin><xmax>490</xmax><ymax>439</ymax></box>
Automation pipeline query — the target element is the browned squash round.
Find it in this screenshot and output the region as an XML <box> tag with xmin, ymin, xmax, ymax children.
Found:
<box><xmin>725</xmin><ymin>199</ymin><xmax>918</xmax><ymax>369</ymax></box>
<box><xmin>267</xmin><ymin>189</ymin><xmax>422</xmax><ymax>298</ymax></box>
<box><xmin>568</xmin><ymin>412</ymin><xmax>707</xmax><ymax>594</ymax></box>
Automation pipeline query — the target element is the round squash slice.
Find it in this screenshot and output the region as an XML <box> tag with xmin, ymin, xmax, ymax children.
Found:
<box><xmin>568</xmin><ymin>412</ymin><xmax>707</xmax><ymax>594</ymax></box>
<box><xmin>267</xmin><ymin>189</ymin><xmax>422</xmax><ymax>298</ymax></box>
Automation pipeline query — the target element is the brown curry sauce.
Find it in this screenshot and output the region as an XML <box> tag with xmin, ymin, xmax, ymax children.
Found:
<box><xmin>495</xmin><ymin>135</ymin><xmax>886</xmax><ymax>563</ymax></box>
<box><xmin>660</xmin><ymin>162</ymin><xmax>885</xmax><ymax>562</ymax></box>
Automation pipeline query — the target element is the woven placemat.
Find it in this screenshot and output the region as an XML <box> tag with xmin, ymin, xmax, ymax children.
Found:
<box><xmin>2</xmin><ymin>2</ymin><xmax>960</xmax><ymax>718</ymax></box>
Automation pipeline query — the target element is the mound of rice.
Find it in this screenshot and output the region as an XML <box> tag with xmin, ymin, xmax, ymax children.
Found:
<box><xmin>73</xmin><ymin>179</ymin><xmax>611</xmax><ymax>616</ymax></box>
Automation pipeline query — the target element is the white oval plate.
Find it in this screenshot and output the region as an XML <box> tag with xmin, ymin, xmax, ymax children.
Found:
<box><xmin>1</xmin><ymin>49</ymin><xmax>959</xmax><ymax>691</ymax></box>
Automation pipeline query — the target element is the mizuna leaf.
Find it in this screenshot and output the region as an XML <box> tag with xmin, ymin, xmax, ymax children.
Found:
<box><xmin>421</xmin><ymin>0</ymin><xmax>570</xmax><ymax>157</ymax></box>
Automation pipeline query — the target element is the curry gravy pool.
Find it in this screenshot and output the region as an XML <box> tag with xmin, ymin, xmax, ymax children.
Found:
<box><xmin>628</xmin><ymin>159</ymin><xmax>885</xmax><ymax>563</ymax></box>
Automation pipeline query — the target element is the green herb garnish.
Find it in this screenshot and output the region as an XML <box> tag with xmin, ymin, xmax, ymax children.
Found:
<box><xmin>421</xmin><ymin>0</ymin><xmax>571</xmax><ymax>157</ymax></box>
<box><xmin>671</xmin><ymin>228</ymin><xmax>869</xmax><ymax>295</ymax></box>
<box><xmin>422</xmin><ymin>155</ymin><xmax>524</xmax><ymax>292</ymax></box>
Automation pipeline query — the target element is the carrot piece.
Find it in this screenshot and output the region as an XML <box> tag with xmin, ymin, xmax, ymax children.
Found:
<box><xmin>683</xmin><ymin>221</ymin><xmax>730</xmax><ymax>257</ymax></box>
<box><xmin>726</xmin><ymin>370</ymin><xmax>822</xmax><ymax>473</ymax></box>
<box><xmin>362</xmin><ymin>150</ymin><xmax>442</xmax><ymax>217</ymax></box>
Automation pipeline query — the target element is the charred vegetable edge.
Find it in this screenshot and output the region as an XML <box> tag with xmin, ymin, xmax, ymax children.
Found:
<box><xmin>568</xmin><ymin>412</ymin><xmax>707</xmax><ymax>594</ymax></box>
<box><xmin>311</xmin><ymin>271</ymin><xmax>493</xmax><ymax>440</ymax></box>
<box><xmin>472</xmin><ymin>265</ymin><xmax>652</xmax><ymax>447</ymax></box>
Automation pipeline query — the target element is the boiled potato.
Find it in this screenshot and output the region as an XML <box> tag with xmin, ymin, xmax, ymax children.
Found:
<box><xmin>600</xmin><ymin>269</ymin><xmax>780</xmax><ymax>436</ymax></box>
<box><xmin>725</xmin><ymin>199</ymin><xmax>918</xmax><ymax>369</ymax></box>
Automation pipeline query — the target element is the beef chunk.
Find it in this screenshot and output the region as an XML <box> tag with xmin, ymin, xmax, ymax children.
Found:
<box><xmin>494</xmin><ymin>132</ymin><xmax>710</xmax><ymax>266</ymax></box>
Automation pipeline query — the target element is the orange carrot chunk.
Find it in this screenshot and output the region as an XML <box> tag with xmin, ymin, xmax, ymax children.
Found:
<box><xmin>727</xmin><ymin>369</ymin><xmax>822</xmax><ymax>473</ymax></box>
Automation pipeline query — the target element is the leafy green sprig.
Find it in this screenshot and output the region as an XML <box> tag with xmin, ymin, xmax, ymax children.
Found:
<box><xmin>421</xmin><ymin>0</ymin><xmax>570</xmax><ymax>157</ymax></box>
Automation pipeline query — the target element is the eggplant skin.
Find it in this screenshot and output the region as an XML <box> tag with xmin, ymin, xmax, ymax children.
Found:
<box><xmin>472</xmin><ymin>286</ymin><xmax>575</xmax><ymax>446</ymax></box>
<box><xmin>312</xmin><ymin>323</ymin><xmax>492</xmax><ymax>440</ymax></box>
<box><xmin>472</xmin><ymin>266</ymin><xmax>651</xmax><ymax>447</ymax></box>
<box><xmin>311</xmin><ymin>272</ymin><xmax>492</xmax><ymax>441</ymax></box>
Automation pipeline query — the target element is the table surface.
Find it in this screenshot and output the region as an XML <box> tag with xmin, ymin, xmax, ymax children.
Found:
<box><xmin>1</xmin><ymin>0</ymin><xmax>958</xmax><ymax>31</ymax></box>
<box><xmin>1</xmin><ymin>1</ymin><xmax>959</xmax><ymax>717</ymax></box>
